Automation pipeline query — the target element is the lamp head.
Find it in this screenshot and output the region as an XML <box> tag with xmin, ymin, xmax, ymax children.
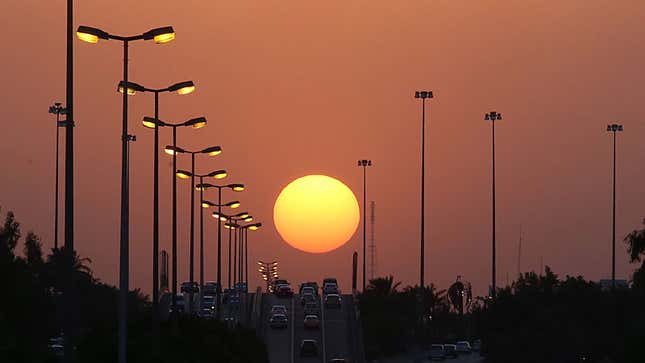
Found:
<box><xmin>168</xmin><ymin>81</ymin><xmax>195</xmax><ymax>95</ymax></box>
<box><xmin>184</xmin><ymin>117</ymin><xmax>207</xmax><ymax>129</ymax></box>
<box><xmin>176</xmin><ymin>170</ymin><xmax>192</xmax><ymax>179</ymax></box>
<box><xmin>202</xmin><ymin>146</ymin><xmax>222</xmax><ymax>157</ymax></box>
<box><xmin>143</xmin><ymin>26</ymin><xmax>176</xmax><ymax>44</ymax></box>
<box><xmin>164</xmin><ymin>145</ymin><xmax>185</xmax><ymax>155</ymax></box>
<box><xmin>117</xmin><ymin>81</ymin><xmax>145</xmax><ymax>95</ymax></box>
<box><xmin>208</xmin><ymin>169</ymin><xmax>227</xmax><ymax>179</ymax></box>
<box><xmin>142</xmin><ymin>116</ymin><xmax>165</xmax><ymax>129</ymax></box>
<box><xmin>229</xmin><ymin>184</ymin><xmax>245</xmax><ymax>192</ymax></box>
<box><xmin>76</xmin><ymin>25</ymin><xmax>109</xmax><ymax>43</ymax></box>
<box><xmin>201</xmin><ymin>201</ymin><xmax>215</xmax><ymax>209</ymax></box>
<box><xmin>226</xmin><ymin>201</ymin><xmax>241</xmax><ymax>209</ymax></box>
<box><xmin>414</xmin><ymin>90</ymin><xmax>433</xmax><ymax>99</ymax></box>
<box><xmin>248</xmin><ymin>222</ymin><xmax>262</xmax><ymax>231</ymax></box>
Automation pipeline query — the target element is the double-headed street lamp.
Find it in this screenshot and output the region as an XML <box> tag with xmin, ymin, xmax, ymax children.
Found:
<box><xmin>258</xmin><ymin>261</ymin><xmax>279</xmax><ymax>292</ymax></box>
<box><xmin>357</xmin><ymin>159</ymin><xmax>372</xmax><ymax>291</ymax></box>
<box><xmin>77</xmin><ymin>24</ymin><xmax>175</xmax><ymax>363</ymax></box>
<box><xmin>144</xmin><ymin>116</ymin><xmax>207</xmax><ymax>312</ymax></box>
<box><xmin>196</xmin><ymin>182</ymin><xmax>245</xmax><ymax>318</ymax></box>
<box><xmin>485</xmin><ymin>111</ymin><xmax>502</xmax><ymax>298</ymax></box>
<box><xmin>118</xmin><ymin>80</ymin><xmax>195</xmax><ymax>324</ymax></box>
<box><xmin>171</xmin><ymin>146</ymin><xmax>224</xmax><ymax>312</ymax></box>
<box><xmin>414</xmin><ymin>90</ymin><xmax>433</xmax><ymax>290</ymax></box>
<box><xmin>607</xmin><ymin>123</ymin><xmax>623</xmax><ymax>290</ymax></box>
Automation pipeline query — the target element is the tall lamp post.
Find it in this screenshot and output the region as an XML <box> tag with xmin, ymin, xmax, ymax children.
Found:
<box><xmin>485</xmin><ymin>111</ymin><xmax>502</xmax><ymax>298</ymax></box>
<box><xmin>217</xmin><ymin>213</ymin><xmax>252</xmax><ymax>287</ymax></box>
<box><xmin>48</xmin><ymin>103</ymin><xmax>67</xmax><ymax>250</ymax></box>
<box><xmin>202</xmin><ymin>199</ymin><xmax>241</xmax><ymax>291</ymax></box>
<box><xmin>357</xmin><ymin>159</ymin><xmax>372</xmax><ymax>291</ymax></box>
<box><xmin>146</xmin><ymin>116</ymin><xmax>207</xmax><ymax>312</ymax></box>
<box><xmin>240</xmin><ymin>222</ymin><xmax>262</xmax><ymax>288</ymax></box>
<box><xmin>77</xmin><ymin>24</ymin><xmax>175</xmax><ymax>363</ymax></box>
<box><xmin>170</xmin><ymin>146</ymin><xmax>223</xmax><ymax>312</ymax></box>
<box><xmin>607</xmin><ymin>123</ymin><xmax>623</xmax><ymax>290</ymax></box>
<box><xmin>120</xmin><ymin>80</ymin><xmax>195</xmax><ymax>324</ymax></box>
<box><xmin>197</xmin><ymin>183</ymin><xmax>245</xmax><ymax>318</ymax></box>
<box><xmin>414</xmin><ymin>90</ymin><xmax>433</xmax><ymax>289</ymax></box>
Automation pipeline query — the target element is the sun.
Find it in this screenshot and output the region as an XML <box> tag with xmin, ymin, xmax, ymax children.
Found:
<box><xmin>273</xmin><ymin>175</ymin><xmax>360</xmax><ymax>253</ymax></box>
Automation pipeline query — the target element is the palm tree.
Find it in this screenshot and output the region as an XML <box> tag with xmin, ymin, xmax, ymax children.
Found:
<box><xmin>365</xmin><ymin>275</ymin><xmax>401</xmax><ymax>297</ymax></box>
<box><xmin>46</xmin><ymin>246</ymin><xmax>93</xmax><ymax>291</ymax></box>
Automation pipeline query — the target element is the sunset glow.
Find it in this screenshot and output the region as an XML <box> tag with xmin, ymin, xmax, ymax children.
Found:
<box><xmin>273</xmin><ymin>175</ymin><xmax>359</xmax><ymax>253</ymax></box>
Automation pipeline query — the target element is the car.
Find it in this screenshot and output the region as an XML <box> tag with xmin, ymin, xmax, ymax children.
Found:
<box><xmin>300</xmin><ymin>282</ymin><xmax>319</xmax><ymax>295</ymax></box>
<box><xmin>304</xmin><ymin>302</ymin><xmax>320</xmax><ymax>315</ymax></box>
<box><xmin>269</xmin><ymin>313</ymin><xmax>288</xmax><ymax>329</ymax></box>
<box><xmin>456</xmin><ymin>341</ymin><xmax>471</xmax><ymax>354</ymax></box>
<box><xmin>199</xmin><ymin>307</ymin><xmax>215</xmax><ymax>319</ymax></box>
<box><xmin>301</xmin><ymin>292</ymin><xmax>316</xmax><ymax>305</ymax></box>
<box><xmin>271</xmin><ymin>304</ymin><xmax>288</xmax><ymax>315</ymax></box>
<box><xmin>472</xmin><ymin>339</ymin><xmax>481</xmax><ymax>352</ymax></box>
<box><xmin>276</xmin><ymin>284</ymin><xmax>293</xmax><ymax>297</ymax></box>
<box><xmin>201</xmin><ymin>295</ymin><xmax>215</xmax><ymax>310</ymax></box>
<box><xmin>323</xmin><ymin>283</ymin><xmax>339</xmax><ymax>295</ymax></box>
<box><xmin>323</xmin><ymin>277</ymin><xmax>338</xmax><ymax>286</ymax></box>
<box><xmin>324</xmin><ymin>294</ymin><xmax>342</xmax><ymax>308</ymax></box>
<box><xmin>429</xmin><ymin>344</ymin><xmax>445</xmax><ymax>360</ymax></box>
<box><xmin>272</xmin><ymin>279</ymin><xmax>288</xmax><ymax>292</ymax></box>
<box><xmin>304</xmin><ymin>314</ymin><xmax>320</xmax><ymax>329</ymax></box>
<box><xmin>443</xmin><ymin>344</ymin><xmax>458</xmax><ymax>358</ymax></box>
<box><xmin>301</xmin><ymin>286</ymin><xmax>316</xmax><ymax>296</ymax></box>
<box><xmin>203</xmin><ymin>281</ymin><xmax>220</xmax><ymax>295</ymax></box>
<box><xmin>300</xmin><ymin>339</ymin><xmax>318</xmax><ymax>357</ymax></box>
<box><xmin>180</xmin><ymin>281</ymin><xmax>199</xmax><ymax>294</ymax></box>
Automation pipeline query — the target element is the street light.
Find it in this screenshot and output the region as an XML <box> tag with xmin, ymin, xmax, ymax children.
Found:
<box><xmin>172</xmin><ymin>147</ymin><xmax>224</xmax><ymax>313</ymax></box>
<box><xmin>357</xmin><ymin>159</ymin><xmax>372</xmax><ymax>291</ymax></box>
<box><xmin>240</xmin><ymin>222</ymin><xmax>262</xmax><ymax>288</ymax></box>
<box><xmin>414</xmin><ymin>90</ymin><xmax>433</xmax><ymax>290</ymax></box>
<box><xmin>48</xmin><ymin>103</ymin><xmax>68</xmax><ymax>250</ymax></box>
<box><xmin>120</xmin><ymin>80</ymin><xmax>195</xmax><ymax>326</ymax></box>
<box><xmin>224</xmin><ymin>216</ymin><xmax>254</xmax><ymax>288</ymax></box>
<box><xmin>607</xmin><ymin>123</ymin><xmax>623</xmax><ymax>290</ymax></box>
<box><xmin>196</xmin><ymin>182</ymin><xmax>245</xmax><ymax>318</ymax></box>
<box><xmin>77</xmin><ymin>24</ymin><xmax>175</xmax><ymax>363</ymax></box>
<box><xmin>485</xmin><ymin>111</ymin><xmax>502</xmax><ymax>298</ymax></box>
<box><xmin>146</xmin><ymin>116</ymin><xmax>207</xmax><ymax>314</ymax></box>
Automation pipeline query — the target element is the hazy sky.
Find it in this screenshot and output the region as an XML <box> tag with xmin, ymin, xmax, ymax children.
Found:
<box><xmin>2</xmin><ymin>1</ymin><xmax>645</xmax><ymax>296</ymax></box>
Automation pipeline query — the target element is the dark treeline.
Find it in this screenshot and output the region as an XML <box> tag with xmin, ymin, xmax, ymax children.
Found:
<box><xmin>0</xmin><ymin>209</ymin><xmax>267</xmax><ymax>362</ymax></box>
<box><xmin>360</xmin><ymin>219</ymin><xmax>645</xmax><ymax>363</ymax></box>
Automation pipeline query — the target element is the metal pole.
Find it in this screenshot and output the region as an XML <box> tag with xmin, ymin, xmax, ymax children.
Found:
<box><xmin>63</xmin><ymin>0</ymin><xmax>75</xmax><ymax>360</ymax></box>
<box><xmin>171</xmin><ymin>127</ymin><xmax>178</xmax><ymax>312</ymax></box>
<box><xmin>245</xmin><ymin>229</ymin><xmax>248</xmax><ymax>288</ymax></box>
<box><xmin>491</xmin><ymin>119</ymin><xmax>496</xmax><ymax>298</ymax></box>
<box><xmin>54</xmin><ymin>112</ymin><xmax>60</xmax><ymax>250</ymax></box>
<box><xmin>228</xmin><ymin>224</ymin><xmax>232</xmax><ymax>289</ymax></box>
<box><xmin>118</xmin><ymin>39</ymin><xmax>129</xmax><ymax>363</ymax></box>
<box><xmin>612</xmin><ymin>130</ymin><xmax>616</xmax><ymax>290</ymax></box>
<box><xmin>234</xmin><ymin>227</ymin><xmax>238</xmax><ymax>287</ymax></box>
<box><xmin>216</xmin><ymin>187</ymin><xmax>222</xmax><ymax>319</ymax></box>
<box><xmin>420</xmin><ymin>98</ymin><xmax>425</xmax><ymax>289</ymax></box>
<box><xmin>199</xmin><ymin>176</ymin><xmax>205</xmax><ymax>296</ymax></box>
<box><xmin>362</xmin><ymin>165</ymin><xmax>366</xmax><ymax>291</ymax></box>
<box><xmin>152</xmin><ymin>91</ymin><xmax>159</xmax><ymax>327</ymax></box>
<box><xmin>189</xmin><ymin>153</ymin><xmax>195</xmax><ymax>313</ymax></box>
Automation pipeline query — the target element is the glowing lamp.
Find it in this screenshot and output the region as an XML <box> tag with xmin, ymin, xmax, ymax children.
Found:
<box><xmin>176</xmin><ymin>170</ymin><xmax>191</xmax><ymax>179</ymax></box>
<box><xmin>76</xmin><ymin>26</ymin><xmax>108</xmax><ymax>43</ymax></box>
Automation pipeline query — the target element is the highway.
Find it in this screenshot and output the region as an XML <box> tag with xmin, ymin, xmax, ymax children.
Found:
<box><xmin>262</xmin><ymin>288</ymin><xmax>362</xmax><ymax>363</ymax></box>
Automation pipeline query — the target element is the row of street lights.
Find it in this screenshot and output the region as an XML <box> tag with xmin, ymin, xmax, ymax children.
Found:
<box><xmin>75</xmin><ymin>24</ymin><xmax>262</xmax><ymax>363</ymax></box>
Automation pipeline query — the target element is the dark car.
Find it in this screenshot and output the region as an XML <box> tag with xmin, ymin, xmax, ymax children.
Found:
<box><xmin>269</xmin><ymin>313</ymin><xmax>288</xmax><ymax>329</ymax></box>
<box><xmin>300</xmin><ymin>339</ymin><xmax>318</xmax><ymax>357</ymax></box>
<box><xmin>180</xmin><ymin>281</ymin><xmax>199</xmax><ymax>294</ymax></box>
<box><xmin>300</xmin><ymin>282</ymin><xmax>319</xmax><ymax>295</ymax></box>
<box><xmin>444</xmin><ymin>344</ymin><xmax>458</xmax><ymax>358</ymax></box>
<box><xmin>322</xmin><ymin>277</ymin><xmax>338</xmax><ymax>286</ymax></box>
<box><xmin>304</xmin><ymin>302</ymin><xmax>320</xmax><ymax>316</ymax></box>
<box><xmin>276</xmin><ymin>284</ymin><xmax>293</xmax><ymax>297</ymax></box>
<box><xmin>203</xmin><ymin>281</ymin><xmax>220</xmax><ymax>295</ymax></box>
<box><xmin>429</xmin><ymin>344</ymin><xmax>445</xmax><ymax>360</ymax></box>
<box><xmin>301</xmin><ymin>292</ymin><xmax>316</xmax><ymax>305</ymax></box>
<box><xmin>324</xmin><ymin>294</ymin><xmax>342</xmax><ymax>308</ymax></box>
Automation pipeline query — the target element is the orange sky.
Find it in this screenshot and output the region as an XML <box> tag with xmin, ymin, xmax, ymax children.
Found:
<box><xmin>2</xmin><ymin>1</ymin><xmax>645</xmax><ymax>296</ymax></box>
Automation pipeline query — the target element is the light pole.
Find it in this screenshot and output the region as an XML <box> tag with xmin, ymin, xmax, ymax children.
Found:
<box><xmin>240</xmin><ymin>222</ymin><xmax>262</xmax><ymax>288</ymax></box>
<box><xmin>48</xmin><ymin>103</ymin><xmax>67</xmax><ymax>250</ymax></box>
<box><xmin>171</xmin><ymin>146</ymin><xmax>223</xmax><ymax>313</ymax></box>
<box><xmin>147</xmin><ymin>116</ymin><xmax>207</xmax><ymax>313</ymax></box>
<box><xmin>197</xmin><ymin>183</ymin><xmax>245</xmax><ymax>318</ymax></box>
<box><xmin>77</xmin><ymin>24</ymin><xmax>175</xmax><ymax>363</ymax></box>
<box><xmin>202</xmin><ymin>199</ymin><xmax>240</xmax><ymax>291</ymax></box>
<box><xmin>258</xmin><ymin>260</ymin><xmax>278</xmax><ymax>292</ymax></box>
<box><xmin>607</xmin><ymin>123</ymin><xmax>623</xmax><ymax>290</ymax></box>
<box><xmin>414</xmin><ymin>90</ymin><xmax>433</xmax><ymax>289</ymax></box>
<box><xmin>357</xmin><ymin>159</ymin><xmax>372</xmax><ymax>291</ymax></box>
<box><xmin>485</xmin><ymin>111</ymin><xmax>502</xmax><ymax>298</ymax></box>
<box><xmin>121</xmin><ymin>80</ymin><xmax>195</xmax><ymax>324</ymax></box>
<box><xmin>218</xmin><ymin>213</ymin><xmax>252</xmax><ymax>288</ymax></box>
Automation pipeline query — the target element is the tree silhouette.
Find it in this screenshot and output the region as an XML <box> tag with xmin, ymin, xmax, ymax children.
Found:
<box><xmin>624</xmin><ymin>219</ymin><xmax>645</xmax><ymax>289</ymax></box>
